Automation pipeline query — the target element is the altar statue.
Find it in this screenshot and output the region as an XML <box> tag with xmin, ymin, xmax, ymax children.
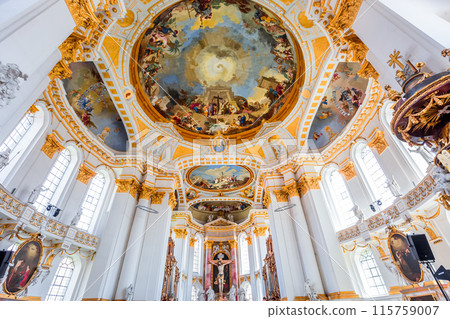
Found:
<box><xmin>228</xmin><ymin>284</ymin><xmax>236</xmax><ymax>301</ymax></box>
<box><xmin>208</xmin><ymin>254</ymin><xmax>234</xmax><ymax>297</ymax></box>
<box><xmin>206</xmin><ymin>286</ymin><xmax>215</xmax><ymax>301</ymax></box>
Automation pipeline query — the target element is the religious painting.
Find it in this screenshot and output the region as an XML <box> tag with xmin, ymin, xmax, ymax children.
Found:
<box><xmin>62</xmin><ymin>62</ymin><xmax>129</xmax><ymax>152</ymax></box>
<box><xmin>211</xmin><ymin>252</ymin><xmax>231</xmax><ymax>295</ymax></box>
<box><xmin>3</xmin><ymin>238</ymin><xmax>43</xmax><ymax>295</ymax></box>
<box><xmin>308</xmin><ymin>62</ymin><xmax>369</xmax><ymax>149</ymax></box>
<box><xmin>408</xmin><ymin>294</ymin><xmax>437</xmax><ymax>301</ymax></box>
<box><xmin>187</xmin><ymin>165</ymin><xmax>253</xmax><ymax>192</ymax></box>
<box><xmin>388</xmin><ymin>230</ymin><xmax>423</xmax><ymax>283</ymax></box>
<box><xmin>192</xmin><ymin>201</ymin><xmax>249</xmax><ymax>212</ymax></box>
<box><xmin>136</xmin><ymin>0</ymin><xmax>300</xmax><ymax>137</ymax></box>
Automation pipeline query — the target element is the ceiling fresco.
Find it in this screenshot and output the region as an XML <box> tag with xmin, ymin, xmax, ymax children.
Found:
<box><xmin>62</xmin><ymin>62</ymin><xmax>129</xmax><ymax>152</ymax></box>
<box><xmin>135</xmin><ymin>0</ymin><xmax>300</xmax><ymax>138</ymax></box>
<box><xmin>307</xmin><ymin>62</ymin><xmax>369</xmax><ymax>150</ymax></box>
<box><xmin>186</xmin><ymin>165</ymin><xmax>253</xmax><ymax>192</ymax></box>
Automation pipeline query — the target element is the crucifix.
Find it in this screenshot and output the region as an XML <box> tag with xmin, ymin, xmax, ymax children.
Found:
<box><xmin>387</xmin><ymin>49</ymin><xmax>405</xmax><ymax>69</ymax></box>
<box><xmin>213</xmin><ymin>95</ymin><xmax>223</xmax><ymax>106</ymax></box>
<box><xmin>208</xmin><ymin>253</ymin><xmax>234</xmax><ymax>298</ymax></box>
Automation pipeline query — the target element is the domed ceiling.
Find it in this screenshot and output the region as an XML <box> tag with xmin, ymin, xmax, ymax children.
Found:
<box><xmin>132</xmin><ymin>0</ymin><xmax>304</xmax><ymax>140</ymax></box>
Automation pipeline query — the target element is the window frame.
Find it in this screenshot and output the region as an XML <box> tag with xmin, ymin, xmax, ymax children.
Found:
<box><xmin>45</xmin><ymin>257</ymin><xmax>75</xmax><ymax>301</ymax></box>
<box><xmin>355</xmin><ymin>248</ymin><xmax>388</xmax><ymax>297</ymax></box>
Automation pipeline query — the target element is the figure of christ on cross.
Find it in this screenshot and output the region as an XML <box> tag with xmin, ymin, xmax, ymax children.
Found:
<box><xmin>208</xmin><ymin>253</ymin><xmax>234</xmax><ymax>298</ymax></box>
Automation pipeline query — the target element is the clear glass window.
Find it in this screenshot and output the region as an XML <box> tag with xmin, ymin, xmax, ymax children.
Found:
<box><xmin>77</xmin><ymin>173</ymin><xmax>106</xmax><ymax>231</ymax></box>
<box><xmin>359</xmin><ymin>249</ymin><xmax>387</xmax><ymax>296</ymax></box>
<box><xmin>0</xmin><ymin>112</ymin><xmax>34</xmax><ymax>153</ymax></box>
<box><xmin>46</xmin><ymin>257</ymin><xmax>75</xmax><ymax>301</ymax></box>
<box><xmin>329</xmin><ymin>170</ymin><xmax>358</xmax><ymax>228</ymax></box>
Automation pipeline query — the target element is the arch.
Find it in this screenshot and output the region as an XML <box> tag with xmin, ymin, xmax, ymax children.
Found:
<box><xmin>351</xmin><ymin>140</ymin><xmax>395</xmax><ymax>211</ymax></box>
<box><xmin>45</xmin><ymin>256</ymin><xmax>76</xmax><ymax>301</ymax></box>
<box><xmin>321</xmin><ymin>164</ymin><xmax>357</xmax><ymax>230</ymax></box>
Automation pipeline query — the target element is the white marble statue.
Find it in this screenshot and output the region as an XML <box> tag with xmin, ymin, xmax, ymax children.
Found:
<box><xmin>431</xmin><ymin>166</ymin><xmax>450</xmax><ymax>196</ymax></box>
<box><xmin>228</xmin><ymin>284</ymin><xmax>236</xmax><ymax>301</ymax></box>
<box><xmin>237</xmin><ymin>286</ymin><xmax>246</xmax><ymax>301</ymax></box>
<box><xmin>0</xmin><ymin>147</ymin><xmax>11</xmax><ymax>171</ymax></box>
<box><xmin>352</xmin><ymin>204</ymin><xmax>364</xmax><ymax>223</ymax></box>
<box><xmin>70</xmin><ymin>208</ymin><xmax>83</xmax><ymax>226</ymax></box>
<box><xmin>0</xmin><ymin>61</ymin><xmax>28</xmax><ymax>107</ymax></box>
<box><xmin>126</xmin><ymin>284</ymin><xmax>134</xmax><ymax>301</ymax></box>
<box><xmin>27</xmin><ymin>185</ymin><xmax>47</xmax><ymax>204</ymax></box>
<box><xmin>227</xmin><ymin>213</ymin><xmax>234</xmax><ymax>222</ymax></box>
<box><xmin>304</xmin><ymin>279</ymin><xmax>318</xmax><ymax>301</ymax></box>
<box><xmin>206</xmin><ymin>286</ymin><xmax>215</xmax><ymax>301</ymax></box>
<box><xmin>437</xmin><ymin>150</ymin><xmax>450</xmax><ymax>172</ymax></box>
<box><xmin>198</xmin><ymin>289</ymin><xmax>206</xmax><ymax>301</ymax></box>
<box><xmin>385</xmin><ymin>176</ymin><xmax>402</xmax><ymax>197</ymax></box>
<box><xmin>207</xmin><ymin>215</ymin><xmax>214</xmax><ymax>223</ymax></box>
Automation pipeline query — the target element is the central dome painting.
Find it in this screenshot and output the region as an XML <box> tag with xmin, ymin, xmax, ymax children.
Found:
<box><xmin>136</xmin><ymin>0</ymin><xmax>300</xmax><ymax>137</ymax></box>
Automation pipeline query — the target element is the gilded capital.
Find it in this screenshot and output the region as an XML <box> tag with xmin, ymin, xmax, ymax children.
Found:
<box><xmin>229</xmin><ymin>239</ymin><xmax>238</xmax><ymax>249</ymax></box>
<box><xmin>168</xmin><ymin>192</ymin><xmax>177</xmax><ymax>209</ymax></box>
<box><xmin>115</xmin><ymin>179</ymin><xmax>140</xmax><ymax>198</ymax></box>
<box><xmin>245</xmin><ymin>234</ymin><xmax>253</xmax><ymax>246</ymax></box>
<box><xmin>272</xmin><ymin>189</ymin><xmax>289</xmax><ymax>203</ymax></box>
<box><xmin>368</xmin><ymin>130</ymin><xmax>389</xmax><ymax>154</ymax></box>
<box><xmin>41</xmin><ymin>133</ymin><xmax>64</xmax><ymax>158</ymax></box>
<box><xmin>151</xmin><ymin>191</ymin><xmax>165</xmax><ymax>205</ymax></box>
<box><xmin>204</xmin><ymin>240</ymin><xmax>214</xmax><ymax>249</ymax></box>
<box><xmin>138</xmin><ymin>185</ymin><xmax>157</xmax><ymax>201</ymax></box>
<box><xmin>189</xmin><ymin>237</ymin><xmax>197</xmax><ymax>247</ymax></box>
<box><xmin>253</xmin><ymin>226</ymin><xmax>268</xmax><ymax>237</ymax></box>
<box><xmin>263</xmin><ymin>192</ymin><xmax>271</xmax><ymax>208</ymax></box>
<box><xmin>28</xmin><ymin>105</ymin><xmax>39</xmax><ymax>114</ymax></box>
<box><xmin>328</xmin><ymin>0</ymin><xmax>363</xmax><ymax>31</ymax></box>
<box><xmin>297</xmin><ymin>176</ymin><xmax>321</xmax><ymax>197</ymax></box>
<box><xmin>77</xmin><ymin>164</ymin><xmax>96</xmax><ymax>184</ymax></box>
<box><xmin>48</xmin><ymin>60</ymin><xmax>72</xmax><ymax>81</ymax></box>
<box><xmin>282</xmin><ymin>183</ymin><xmax>299</xmax><ymax>198</ymax></box>
<box><xmin>339</xmin><ymin>161</ymin><xmax>356</xmax><ymax>181</ymax></box>
<box><xmin>173</xmin><ymin>228</ymin><xmax>188</xmax><ymax>239</ymax></box>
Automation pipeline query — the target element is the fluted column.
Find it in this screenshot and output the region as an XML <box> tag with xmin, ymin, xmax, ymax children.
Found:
<box><xmin>246</xmin><ymin>233</ymin><xmax>257</xmax><ymax>301</ymax></box>
<box><xmin>114</xmin><ymin>180</ymin><xmax>156</xmax><ymax>300</ymax></box>
<box><xmin>172</xmin><ymin>227</ymin><xmax>188</xmax><ymax>300</ymax></box>
<box><xmin>253</xmin><ymin>225</ymin><xmax>268</xmax><ymax>299</ymax></box>
<box><xmin>185</xmin><ymin>235</ymin><xmax>196</xmax><ymax>300</ymax></box>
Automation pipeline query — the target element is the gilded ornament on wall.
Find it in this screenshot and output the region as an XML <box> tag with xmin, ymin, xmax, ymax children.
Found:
<box><xmin>343</xmin><ymin>34</ymin><xmax>368</xmax><ymax>63</ymax></box>
<box><xmin>253</xmin><ymin>226</ymin><xmax>268</xmax><ymax>237</ymax></box>
<box><xmin>357</xmin><ymin>60</ymin><xmax>379</xmax><ymax>80</ymax></box>
<box><xmin>189</xmin><ymin>237</ymin><xmax>197</xmax><ymax>247</ymax></box>
<box><xmin>173</xmin><ymin>228</ymin><xmax>188</xmax><ymax>239</ymax></box>
<box><xmin>263</xmin><ymin>192</ymin><xmax>271</xmax><ymax>208</ymax></box>
<box><xmin>76</xmin><ymin>164</ymin><xmax>96</xmax><ymax>184</ymax></box>
<box><xmin>282</xmin><ymin>183</ymin><xmax>299</xmax><ymax>198</ymax></box>
<box><xmin>168</xmin><ymin>192</ymin><xmax>177</xmax><ymax>209</ymax></box>
<box><xmin>151</xmin><ymin>191</ymin><xmax>165</xmax><ymax>205</ymax></box>
<box><xmin>273</xmin><ymin>189</ymin><xmax>289</xmax><ymax>203</ymax></box>
<box><xmin>116</xmin><ymin>179</ymin><xmax>140</xmax><ymax>197</ymax></box>
<box><xmin>328</xmin><ymin>0</ymin><xmax>363</xmax><ymax>31</ymax></box>
<box><xmin>138</xmin><ymin>185</ymin><xmax>157</xmax><ymax>201</ymax></box>
<box><xmin>339</xmin><ymin>161</ymin><xmax>356</xmax><ymax>181</ymax></box>
<box><xmin>297</xmin><ymin>176</ymin><xmax>321</xmax><ymax>197</ymax></box>
<box><xmin>368</xmin><ymin>130</ymin><xmax>389</xmax><ymax>154</ymax></box>
<box><xmin>41</xmin><ymin>133</ymin><xmax>64</xmax><ymax>159</ymax></box>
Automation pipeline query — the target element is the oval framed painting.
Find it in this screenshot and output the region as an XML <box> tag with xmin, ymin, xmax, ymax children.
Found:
<box><xmin>186</xmin><ymin>165</ymin><xmax>253</xmax><ymax>193</ymax></box>
<box><xmin>388</xmin><ymin>229</ymin><xmax>423</xmax><ymax>283</ymax></box>
<box><xmin>3</xmin><ymin>237</ymin><xmax>43</xmax><ymax>295</ymax></box>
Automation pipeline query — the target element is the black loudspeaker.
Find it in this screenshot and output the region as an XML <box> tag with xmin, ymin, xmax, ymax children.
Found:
<box><xmin>407</xmin><ymin>234</ymin><xmax>435</xmax><ymax>262</ymax></box>
<box><xmin>0</xmin><ymin>250</ymin><xmax>13</xmax><ymax>279</ymax></box>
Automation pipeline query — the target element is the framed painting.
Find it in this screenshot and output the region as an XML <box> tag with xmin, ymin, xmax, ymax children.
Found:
<box><xmin>408</xmin><ymin>294</ymin><xmax>437</xmax><ymax>301</ymax></box>
<box><xmin>3</xmin><ymin>237</ymin><xmax>43</xmax><ymax>295</ymax></box>
<box><xmin>186</xmin><ymin>165</ymin><xmax>253</xmax><ymax>192</ymax></box>
<box><xmin>388</xmin><ymin>229</ymin><xmax>423</xmax><ymax>283</ymax></box>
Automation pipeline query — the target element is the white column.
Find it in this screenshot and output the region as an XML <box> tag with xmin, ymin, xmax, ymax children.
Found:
<box><xmin>246</xmin><ymin>234</ymin><xmax>257</xmax><ymax>301</ymax></box>
<box><xmin>184</xmin><ymin>234</ymin><xmax>196</xmax><ymax>301</ymax></box>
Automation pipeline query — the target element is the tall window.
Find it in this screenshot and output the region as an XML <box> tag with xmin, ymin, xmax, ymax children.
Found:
<box><xmin>239</xmin><ymin>234</ymin><xmax>250</xmax><ymax>275</ymax></box>
<box><xmin>192</xmin><ymin>234</ymin><xmax>202</xmax><ymax>274</ymax></box>
<box><xmin>34</xmin><ymin>149</ymin><xmax>71</xmax><ymax>214</ymax></box>
<box><xmin>0</xmin><ymin>112</ymin><xmax>34</xmax><ymax>153</ymax></box>
<box><xmin>328</xmin><ymin>170</ymin><xmax>358</xmax><ymax>228</ymax></box>
<box><xmin>360</xmin><ymin>145</ymin><xmax>395</xmax><ymax>209</ymax></box>
<box><xmin>358</xmin><ymin>249</ymin><xmax>387</xmax><ymax>297</ymax></box>
<box><xmin>77</xmin><ymin>173</ymin><xmax>106</xmax><ymax>231</ymax></box>
<box><xmin>46</xmin><ymin>257</ymin><xmax>75</xmax><ymax>301</ymax></box>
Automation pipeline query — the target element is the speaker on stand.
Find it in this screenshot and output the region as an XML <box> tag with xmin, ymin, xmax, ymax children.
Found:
<box><xmin>406</xmin><ymin>234</ymin><xmax>449</xmax><ymax>301</ymax></box>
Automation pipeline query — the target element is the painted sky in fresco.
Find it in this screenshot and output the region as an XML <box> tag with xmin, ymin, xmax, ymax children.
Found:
<box><xmin>188</xmin><ymin>165</ymin><xmax>251</xmax><ymax>191</ymax></box>
<box><xmin>62</xmin><ymin>62</ymin><xmax>128</xmax><ymax>152</ymax></box>
<box><xmin>308</xmin><ymin>62</ymin><xmax>369</xmax><ymax>150</ymax></box>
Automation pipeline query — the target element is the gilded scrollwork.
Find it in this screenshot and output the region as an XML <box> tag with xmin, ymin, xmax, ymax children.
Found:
<box><xmin>41</xmin><ymin>133</ymin><xmax>64</xmax><ymax>159</ymax></box>
<box><xmin>368</xmin><ymin>130</ymin><xmax>389</xmax><ymax>154</ymax></box>
<box><xmin>272</xmin><ymin>189</ymin><xmax>289</xmax><ymax>203</ymax></box>
<box><xmin>328</xmin><ymin>0</ymin><xmax>363</xmax><ymax>32</ymax></box>
<box><xmin>339</xmin><ymin>161</ymin><xmax>356</xmax><ymax>181</ymax></box>
<box><xmin>76</xmin><ymin>164</ymin><xmax>96</xmax><ymax>184</ymax></box>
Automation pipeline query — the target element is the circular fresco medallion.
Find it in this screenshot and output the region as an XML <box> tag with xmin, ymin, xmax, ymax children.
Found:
<box><xmin>132</xmin><ymin>0</ymin><xmax>303</xmax><ymax>140</ymax></box>
<box><xmin>186</xmin><ymin>165</ymin><xmax>253</xmax><ymax>192</ymax></box>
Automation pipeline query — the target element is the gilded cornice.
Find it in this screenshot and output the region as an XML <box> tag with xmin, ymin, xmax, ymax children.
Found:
<box><xmin>343</xmin><ymin>33</ymin><xmax>368</xmax><ymax>64</ymax></box>
<box><xmin>173</xmin><ymin>228</ymin><xmax>188</xmax><ymax>239</ymax></box>
<box><xmin>64</xmin><ymin>0</ymin><xmax>99</xmax><ymax>31</ymax></box>
<box><xmin>328</xmin><ymin>0</ymin><xmax>363</xmax><ymax>32</ymax></box>
<box><xmin>368</xmin><ymin>130</ymin><xmax>389</xmax><ymax>154</ymax></box>
<box><xmin>339</xmin><ymin>161</ymin><xmax>356</xmax><ymax>181</ymax></box>
<box><xmin>297</xmin><ymin>176</ymin><xmax>321</xmax><ymax>197</ymax></box>
<box><xmin>77</xmin><ymin>163</ymin><xmax>96</xmax><ymax>184</ymax></box>
<box><xmin>272</xmin><ymin>189</ymin><xmax>289</xmax><ymax>203</ymax></box>
<box><xmin>253</xmin><ymin>226</ymin><xmax>268</xmax><ymax>237</ymax></box>
<box><xmin>189</xmin><ymin>236</ymin><xmax>197</xmax><ymax>247</ymax></box>
<box><xmin>41</xmin><ymin>133</ymin><xmax>64</xmax><ymax>158</ymax></box>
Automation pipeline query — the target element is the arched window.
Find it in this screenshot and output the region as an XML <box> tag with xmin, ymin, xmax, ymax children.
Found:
<box><xmin>327</xmin><ymin>169</ymin><xmax>358</xmax><ymax>229</ymax></box>
<box><xmin>46</xmin><ymin>257</ymin><xmax>75</xmax><ymax>301</ymax></box>
<box><xmin>357</xmin><ymin>249</ymin><xmax>387</xmax><ymax>297</ymax></box>
<box><xmin>34</xmin><ymin>149</ymin><xmax>71</xmax><ymax>214</ymax></box>
<box><xmin>0</xmin><ymin>112</ymin><xmax>34</xmax><ymax>153</ymax></box>
<box><xmin>357</xmin><ymin>144</ymin><xmax>395</xmax><ymax>210</ymax></box>
<box><xmin>239</xmin><ymin>234</ymin><xmax>250</xmax><ymax>275</ymax></box>
<box><xmin>192</xmin><ymin>234</ymin><xmax>202</xmax><ymax>274</ymax></box>
<box><xmin>77</xmin><ymin>172</ymin><xmax>107</xmax><ymax>231</ymax></box>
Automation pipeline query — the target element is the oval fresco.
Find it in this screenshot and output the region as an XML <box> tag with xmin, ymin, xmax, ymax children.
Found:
<box><xmin>307</xmin><ymin>62</ymin><xmax>369</xmax><ymax>149</ymax></box>
<box><xmin>3</xmin><ymin>238</ymin><xmax>43</xmax><ymax>295</ymax></box>
<box><xmin>135</xmin><ymin>0</ymin><xmax>300</xmax><ymax>138</ymax></box>
<box><xmin>187</xmin><ymin>165</ymin><xmax>253</xmax><ymax>192</ymax></box>
<box><xmin>388</xmin><ymin>230</ymin><xmax>423</xmax><ymax>283</ymax></box>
